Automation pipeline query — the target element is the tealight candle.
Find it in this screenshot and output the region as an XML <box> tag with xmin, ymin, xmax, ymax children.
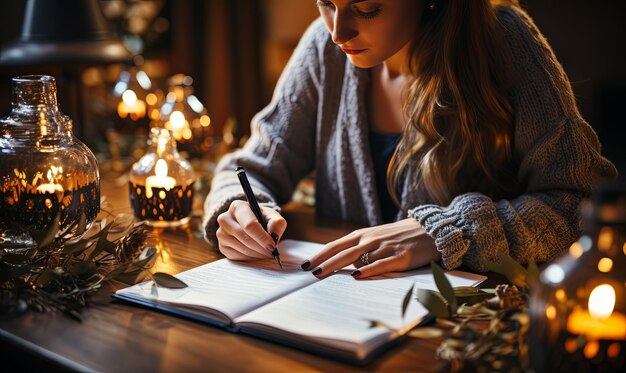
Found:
<box><xmin>144</xmin><ymin>159</ymin><xmax>176</xmax><ymax>198</ymax></box>
<box><xmin>117</xmin><ymin>89</ymin><xmax>147</xmax><ymax>121</ymax></box>
<box><xmin>567</xmin><ymin>308</ymin><xmax>626</xmax><ymax>340</ymax></box>
<box><xmin>36</xmin><ymin>183</ymin><xmax>63</xmax><ymax>194</ymax></box>
<box><xmin>128</xmin><ymin>128</ymin><xmax>195</xmax><ymax>228</ymax></box>
<box><xmin>567</xmin><ymin>284</ymin><xmax>626</xmax><ymax>340</ymax></box>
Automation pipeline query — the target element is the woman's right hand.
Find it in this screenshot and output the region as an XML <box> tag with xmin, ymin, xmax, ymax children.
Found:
<box><xmin>216</xmin><ymin>200</ymin><xmax>287</xmax><ymax>261</ymax></box>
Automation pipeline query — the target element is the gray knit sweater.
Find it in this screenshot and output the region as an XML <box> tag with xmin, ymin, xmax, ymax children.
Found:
<box><xmin>203</xmin><ymin>7</ymin><xmax>617</xmax><ymax>272</ymax></box>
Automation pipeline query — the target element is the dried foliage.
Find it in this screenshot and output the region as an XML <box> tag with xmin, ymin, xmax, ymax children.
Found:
<box><xmin>0</xmin><ymin>208</ymin><xmax>186</xmax><ymax>320</ymax></box>
<box><xmin>394</xmin><ymin>257</ymin><xmax>537</xmax><ymax>371</ymax></box>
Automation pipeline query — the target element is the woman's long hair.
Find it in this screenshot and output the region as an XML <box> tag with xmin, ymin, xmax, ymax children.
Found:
<box><xmin>388</xmin><ymin>0</ymin><xmax>521</xmax><ymax>206</ymax></box>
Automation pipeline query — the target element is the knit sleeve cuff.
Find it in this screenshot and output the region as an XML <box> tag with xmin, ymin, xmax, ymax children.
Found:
<box><xmin>408</xmin><ymin>193</ymin><xmax>508</xmax><ymax>272</ymax></box>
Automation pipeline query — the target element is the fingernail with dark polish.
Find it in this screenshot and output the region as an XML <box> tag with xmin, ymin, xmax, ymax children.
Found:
<box><xmin>312</xmin><ymin>268</ymin><xmax>322</xmax><ymax>276</ymax></box>
<box><xmin>301</xmin><ymin>260</ymin><xmax>311</xmax><ymax>270</ymax></box>
<box><xmin>351</xmin><ymin>270</ymin><xmax>361</xmax><ymax>278</ymax></box>
<box><xmin>270</xmin><ymin>232</ymin><xmax>279</xmax><ymax>243</ymax></box>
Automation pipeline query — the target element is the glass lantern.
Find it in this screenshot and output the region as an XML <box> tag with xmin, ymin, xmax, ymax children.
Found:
<box><xmin>128</xmin><ymin>128</ymin><xmax>195</xmax><ymax>227</ymax></box>
<box><xmin>528</xmin><ymin>184</ymin><xmax>626</xmax><ymax>372</ymax></box>
<box><xmin>0</xmin><ymin>75</ymin><xmax>100</xmax><ymax>253</ymax></box>
<box><xmin>112</xmin><ymin>65</ymin><xmax>154</xmax><ymax>124</ymax></box>
<box><xmin>155</xmin><ymin>74</ymin><xmax>216</xmax><ymax>157</ymax></box>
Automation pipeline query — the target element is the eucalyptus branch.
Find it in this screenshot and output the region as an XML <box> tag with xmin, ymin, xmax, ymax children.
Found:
<box><xmin>400</xmin><ymin>259</ymin><xmax>534</xmax><ymax>372</ymax></box>
<box><xmin>0</xmin><ymin>211</ymin><xmax>164</xmax><ymax>319</ymax></box>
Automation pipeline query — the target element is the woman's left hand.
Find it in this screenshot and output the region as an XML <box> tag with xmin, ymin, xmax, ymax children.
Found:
<box><xmin>303</xmin><ymin>218</ymin><xmax>440</xmax><ymax>279</ymax></box>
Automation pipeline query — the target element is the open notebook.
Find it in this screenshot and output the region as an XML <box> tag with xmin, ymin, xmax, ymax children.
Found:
<box><xmin>113</xmin><ymin>240</ymin><xmax>485</xmax><ymax>363</ymax></box>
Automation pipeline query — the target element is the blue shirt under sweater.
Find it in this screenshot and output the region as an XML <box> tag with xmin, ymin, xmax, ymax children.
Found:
<box><xmin>369</xmin><ymin>131</ymin><xmax>402</xmax><ymax>224</ymax></box>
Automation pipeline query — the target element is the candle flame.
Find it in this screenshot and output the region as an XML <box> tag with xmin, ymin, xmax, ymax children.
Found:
<box><xmin>155</xmin><ymin>159</ymin><xmax>169</xmax><ymax>178</ymax></box>
<box><xmin>122</xmin><ymin>90</ymin><xmax>138</xmax><ymax>106</ymax></box>
<box><xmin>170</xmin><ymin>111</ymin><xmax>185</xmax><ymax>129</ymax></box>
<box><xmin>589</xmin><ymin>284</ymin><xmax>615</xmax><ymax>319</ymax></box>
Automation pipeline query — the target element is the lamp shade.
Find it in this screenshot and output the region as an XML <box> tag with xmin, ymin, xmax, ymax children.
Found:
<box><xmin>0</xmin><ymin>0</ymin><xmax>132</xmax><ymax>65</ymax></box>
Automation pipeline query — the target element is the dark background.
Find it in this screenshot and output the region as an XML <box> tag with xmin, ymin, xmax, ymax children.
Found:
<box><xmin>0</xmin><ymin>0</ymin><xmax>624</xmax><ymax>178</ymax></box>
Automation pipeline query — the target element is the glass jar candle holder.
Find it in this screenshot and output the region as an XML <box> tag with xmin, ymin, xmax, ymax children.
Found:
<box><xmin>0</xmin><ymin>75</ymin><xmax>100</xmax><ymax>253</ymax></box>
<box><xmin>155</xmin><ymin>74</ymin><xmax>217</xmax><ymax>158</ymax></box>
<box><xmin>129</xmin><ymin>128</ymin><xmax>195</xmax><ymax>227</ymax></box>
<box><xmin>529</xmin><ymin>184</ymin><xmax>626</xmax><ymax>372</ymax></box>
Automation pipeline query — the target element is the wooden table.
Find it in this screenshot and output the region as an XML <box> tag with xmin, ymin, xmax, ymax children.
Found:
<box><xmin>0</xmin><ymin>165</ymin><xmax>482</xmax><ymax>372</ymax></box>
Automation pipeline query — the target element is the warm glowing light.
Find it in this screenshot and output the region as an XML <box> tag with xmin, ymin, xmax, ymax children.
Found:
<box><xmin>122</xmin><ymin>90</ymin><xmax>138</xmax><ymax>105</ymax></box>
<box><xmin>170</xmin><ymin>111</ymin><xmax>185</xmax><ymax>129</ymax></box>
<box><xmin>584</xmin><ymin>340</ymin><xmax>600</xmax><ymax>359</ymax></box>
<box><xmin>37</xmin><ymin>183</ymin><xmax>63</xmax><ymax>194</ymax></box>
<box><xmin>546</xmin><ymin>305</ymin><xmax>557</xmax><ymax>320</ymax></box>
<box><xmin>146</xmin><ymin>93</ymin><xmax>158</xmax><ymax>106</ymax></box>
<box><xmin>544</xmin><ymin>264</ymin><xmax>564</xmax><ymax>284</ymax></box>
<box><xmin>589</xmin><ymin>284</ymin><xmax>615</xmax><ymax>319</ymax></box>
<box><xmin>567</xmin><ymin>299</ymin><xmax>626</xmax><ymax>340</ymax></box>
<box><xmin>36</xmin><ymin>165</ymin><xmax>64</xmax><ymax>193</ymax></box>
<box><xmin>555</xmin><ymin>289</ymin><xmax>566</xmax><ymax>302</ymax></box>
<box><xmin>118</xmin><ymin>89</ymin><xmax>146</xmax><ymax>120</ymax></box>
<box><xmin>182</xmin><ymin>127</ymin><xmax>192</xmax><ymax>140</ymax></box>
<box><xmin>608</xmin><ymin>343</ymin><xmax>621</xmax><ymax>359</ymax></box>
<box><xmin>598</xmin><ymin>227</ymin><xmax>613</xmax><ymax>251</ymax></box>
<box><xmin>569</xmin><ymin>242</ymin><xmax>584</xmax><ymax>258</ymax></box>
<box><xmin>39</xmin><ymin>112</ymin><xmax>48</xmax><ymax>136</ymax></box>
<box><xmin>200</xmin><ymin>115</ymin><xmax>211</xmax><ymax>127</ymax></box>
<box><xmin>155</xmin><ymin>159</ymin><xmax>168</xmax><ymax>178</ymax></box>
<box><xmin>564</xmin><ymin>338</ymin><xmax>578</xmax><ymax>353</ymax></box>
<box><xmin>597</xmin><ymin>257</ymin><xmax>614</xmax><ymax>273</ymax></box>
<box><xmin>157</xmin><ymin>130</ymin><xmax>170</xmax><ymax>153</ymax></box>
<box><xmin>150</xmin><ymin>108</ymin><xmax>160</xmax><ymax>120</ymax></box>
<box><xmin>144</xmin><ymin>159</ymin><xmax>176</xmax><ymax>198</ymax></box>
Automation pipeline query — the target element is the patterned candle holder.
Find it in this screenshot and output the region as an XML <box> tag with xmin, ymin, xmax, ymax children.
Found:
<box><xmin>0</xmin><ymin>75</ymin><xmax>100</xmax><ymax>253</ymax></box>
<box><xmin>129</xmin><ymin>128</ymin><xmax>195</xmax><ymax>227</ymax></box>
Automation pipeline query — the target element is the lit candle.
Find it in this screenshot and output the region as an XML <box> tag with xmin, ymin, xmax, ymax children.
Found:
<box><xmin>566</xmin><ymin>284</ymin><xmax>626</xmax><ymax>340</ymax></box>
<box><xmin>145</xmin><ymin>159</ymin><xmax>176</xmax><ymax>198</ymax></box>
<box><xmin>165</xmin><ymin>110</ymin><xmax>192</xmax><ymax>141</ymax></box>
<box><xmin>36</xmin><ymin>183</ymin><xmax>63</xmax><ymax>194</ymax></box>
<box><xmin>36</xmin><ymin>166</ymin><xmax>64</xmax><ymax>194</ymax></box>
<box><xmin>117</xmin><ymin>89</ymin><xmax>146</xmax><ymax>120</ymax></box>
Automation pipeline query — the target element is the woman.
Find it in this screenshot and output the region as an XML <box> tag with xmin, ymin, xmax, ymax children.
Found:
<box><xmin>203</xmin><ymin>0</ymin><xmax>616</xmax><ymax>278</ymax></box>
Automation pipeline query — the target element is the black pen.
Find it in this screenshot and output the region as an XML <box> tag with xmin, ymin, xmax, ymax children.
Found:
<box><xmin>235</xmin><ymin>166</ymin><xmax>283</xmax><ymax>270</ymax></box>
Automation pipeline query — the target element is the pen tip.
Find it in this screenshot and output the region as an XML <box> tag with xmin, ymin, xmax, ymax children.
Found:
<box><xmin>272</xmin><ymin>251</ymin><xmax>283</xmax><ymax>271</ymax></box>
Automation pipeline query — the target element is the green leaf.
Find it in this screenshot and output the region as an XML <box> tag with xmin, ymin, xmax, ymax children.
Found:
<box><xmin>431</xmin><ymin>262</ymin><xmax>457</xmax><ymax>314</ymax></box>
<box><xmin>453</xmin><ymin>287</ymin><xmax>495</xmax><ymax>304</ymax></box>
<box><xmin>152</xmin><ymin>272</ymin><xmax>188</xmax><ymax>289</ymax></box>
<box><xmin>107</xmin><ymin>214</ymin><xmax>134</xmax><ymax>241</ymax></box>
<box><xmin>407</xmin><ymin>327</ymin><xmax>443</xmax><ymax>339</ymax></box>
<box><xmin>526</xmin><ymin>260</ymin><xmax>539</xmax><ymax>289</ymax></box>
<box><xmin>69</xmin><ymin>261</ymin><xmax>97</xmax><ymax>276</ymax></box>
<box><xmin>416</xmin><ymin>289</ymin><xmax>450</xmax><ymax>318</ymax></box>
<box><xmin>88</xmin><ymin>223</ymin><xmax>114</xmax><ymax>260</ymax></box>
<box><xmin>34</xmin><ymin>268</ymin><xmax>58</xmax><ymax>286</ymax></box>
<box><xmin>484</xmin><ymin>251</ymin><xmax>527</xmax><ymax>289</ymax></box>
<box><xmin>77</xmin><ymin>213</ymin><xmax>87</xmax><ymax>236</ymax></box>
<box><xmin>29</xmin><ymin>213</ymin><xmax>61</xmax><ymax>249</ymax></box>
<box><xmin>401</xmin><ymin>284</ymin><xmax>415</xmax><ymax>319</ymax></box>
<box><xmin>131</xmin><ymin>247</ymin><xmax>157</xmax><ymax>268</ymax></box>
<box><xmin>59</xmin><ymin>213</ymin><xmax>87</xmax><ymax>239</ymax></box>
<box><xmin>62</xmin><ymin>239</ymin><xmax>91</xmax><ymax>256</ymax></box>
